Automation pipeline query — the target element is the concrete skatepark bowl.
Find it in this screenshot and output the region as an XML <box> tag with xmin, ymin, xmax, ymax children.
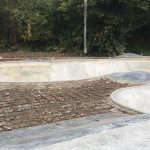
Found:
<box><xmin>0</xmin><ymin>57</ymin><xmax>150</xmax><ymax>150</ymax></box>
<box><xmin>0</xmin><ymin>58</ymin><xmax>150</xmax><ymax>82</ymax></box>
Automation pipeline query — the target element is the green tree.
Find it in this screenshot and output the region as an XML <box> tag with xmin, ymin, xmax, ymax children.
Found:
<box><xmin>0</xmin><ymin>0</ymin><xmax>150</xmax><ymax>55</ymax></box>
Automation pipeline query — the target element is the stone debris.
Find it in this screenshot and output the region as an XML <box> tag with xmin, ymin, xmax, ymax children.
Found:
<box><xmin>0</xmin><ymin>78</ymin><xmax>133</xmax><ymax>132</ymax></box>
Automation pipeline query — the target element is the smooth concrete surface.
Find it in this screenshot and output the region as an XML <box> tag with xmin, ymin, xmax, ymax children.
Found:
<box><xmin>0</xmin><ymin>113</ymin><xmax>128</xmax><ymax>150</ymax></box>
<box><xmin>108</xmin><ymin>71</ymin><xmax>150</xmax><ymax>84</ymax></box>
<box><xmin>1</xmin><ymin>113</ymin><xmax>150</xmax><ymax>150</ymax></box>
<box><xmin>0</xmin><ymin>58</ymin><xmax>150</xmax><ymax>82</ymax></box>
<box><xmin>40</xmin><ymin>116</ymin><xmax>150</xmax><ymax>150</ymax></box>
<box><xmin>111</xmin><ymin>85</ymin><xmax>150</xmax><ymax>113</ymax></box>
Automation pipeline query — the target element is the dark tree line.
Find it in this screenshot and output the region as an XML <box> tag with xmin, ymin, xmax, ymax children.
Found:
<box><xmin>0</xmin><ymin>0</ymin><xmax>150</xmax><ymax>56</ymax></box>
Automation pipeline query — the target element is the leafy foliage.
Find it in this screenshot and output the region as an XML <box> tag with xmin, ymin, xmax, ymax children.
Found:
<box><xmin>0</xmin><ymin>0</ymin><xmax>150</xmax><ymax>56</ymax></box>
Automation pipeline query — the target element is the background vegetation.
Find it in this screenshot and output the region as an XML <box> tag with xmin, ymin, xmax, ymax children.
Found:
<box><xmin>0</xmin><ymin>0</ymin><xmax>150</xmax><ymax>56</ymax></box>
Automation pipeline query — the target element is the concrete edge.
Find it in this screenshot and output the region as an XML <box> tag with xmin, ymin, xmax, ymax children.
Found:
<box><xmin>106</xmin><ymin>76</ymin><xmax>143</xmax><ymax>85</ymax></box>
<box><xmin>109</xmin><ymin>96</ymin><xmax>140</xmax><ymax>115</ymax></box>
<box><xmin>0</xmin><ymin>57</ymin><xmax>150</xmax><ymax>63</ymax></box>
<box><xmin>110</xmin><ymin>85</ymin><xmax>150</xmax><ymax>114</ymax></box>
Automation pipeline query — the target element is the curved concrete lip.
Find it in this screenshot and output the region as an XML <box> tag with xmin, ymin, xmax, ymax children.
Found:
<box><xmin>108</xmin><ymin>71</ymin><xmax>150</xmax><ymax>84</ymax></box>
<box><xmin>0</xmin><ymin>58</ymin><xmax>150</xmax><ymax>82</ymax></box>
<box><xmin>111</xmin><ymin>85</ymin><xmax>150</xmax><ymax>114</ymax></box>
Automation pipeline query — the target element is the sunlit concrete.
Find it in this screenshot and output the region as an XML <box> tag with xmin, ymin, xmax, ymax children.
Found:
<box><xmin>0</xmin><ymin>113</ymin><xmax>129</xmax><ymax>150</ymax></box>
<box><xmin>111</xmin><ymin>85</ymin><xmax>150</xmax><ymax>113</ymax></box>
<box><xmin>0</xmin><ymin>58</ymin><xmax>150</xmax><ymax>82</ymax></box>
<box><xmin>1</xmin><ymin>114</ymin><xmax>150</xmax><ymax>150</ymax></box>
<box><xmin>40</xmin><ymin>117</ymin><xmax>150</xmax><ymax>150</ymax></box>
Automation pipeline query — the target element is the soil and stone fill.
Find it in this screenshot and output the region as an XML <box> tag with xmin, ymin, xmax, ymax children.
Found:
<box><xmin>0</xmin><ymin>78</ymin><xmax>132</xmax><ymax>132</ymax></box>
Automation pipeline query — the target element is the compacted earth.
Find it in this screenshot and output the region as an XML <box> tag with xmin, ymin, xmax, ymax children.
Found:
<box><xmin>0</xmin><ymin>51</ymin><xmax>78</xmax><ymax>59</ymax></box>
<box><xmin>0</xmin><ymin>78</ymin><xmax>134</xmax><ymax>132</ymax></box>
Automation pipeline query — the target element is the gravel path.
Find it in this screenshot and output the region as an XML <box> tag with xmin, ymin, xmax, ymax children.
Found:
<box><xmin>0</xmin><ymin>78</ymin><xmax>132</xmax><ymax>132</ymax></box>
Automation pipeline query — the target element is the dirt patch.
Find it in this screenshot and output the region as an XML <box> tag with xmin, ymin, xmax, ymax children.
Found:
<box><xmin>0</xmin><ymin>78</ymin><xmax>133</xmax><ymax>132</ymax></box>
<box><xmin>0</xmin><ymin>51</ymin><xmax>78</xmax><ymax>59</ymax></box>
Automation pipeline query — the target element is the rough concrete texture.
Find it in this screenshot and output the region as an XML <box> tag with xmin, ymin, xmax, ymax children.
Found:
<box><xmin>0</xmin><ymin>58</ymin><xmax>150</xmax><ymax>82</ymax></box>
<box><xmin>111</xmin><ymin>85</ymin><xmax>150</xmax><ymax>113</ymax></box>
<box><xmin>40</xmin><ymin>115</ymin><xmax>150</xmax><ymax>150</ymax></box>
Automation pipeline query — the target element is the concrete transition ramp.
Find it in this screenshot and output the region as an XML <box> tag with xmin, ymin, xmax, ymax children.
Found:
<box><xmin>0</xmin><ymin>58</ymin><xmax>150</xmax><ymax>82</ymax></box>
<box><xmin>108</xmin><ymin>71</ymin><xmax>150</xmax><ymax>83</ymax></box>
<box><xmin>111</xmin><ymin>85</ymin><xmax>150</xmax><ymax>114</ymax></box>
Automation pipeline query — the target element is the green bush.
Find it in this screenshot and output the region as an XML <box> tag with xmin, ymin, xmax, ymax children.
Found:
<box><xmin>0</xmin><ymin>0</ymin><xmax>150</xmax><ymax>56</ymax></box>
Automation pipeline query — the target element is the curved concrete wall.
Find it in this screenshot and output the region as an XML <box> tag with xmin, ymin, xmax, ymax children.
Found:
<box><xmin>0</xmin><ymin>59</ymin><xmax>150</xmax><ymax>82</ymax></box>
<box><xmin>111</xmin><ymin>86</ymin><xmax>150</xmax><ymax>114</ymax></box>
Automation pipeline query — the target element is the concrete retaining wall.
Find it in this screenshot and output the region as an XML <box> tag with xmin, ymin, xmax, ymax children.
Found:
<box><xmin>0</xmin><ymin>59</ymin><xmax>150</xmax><ymax>82</ymax></box>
